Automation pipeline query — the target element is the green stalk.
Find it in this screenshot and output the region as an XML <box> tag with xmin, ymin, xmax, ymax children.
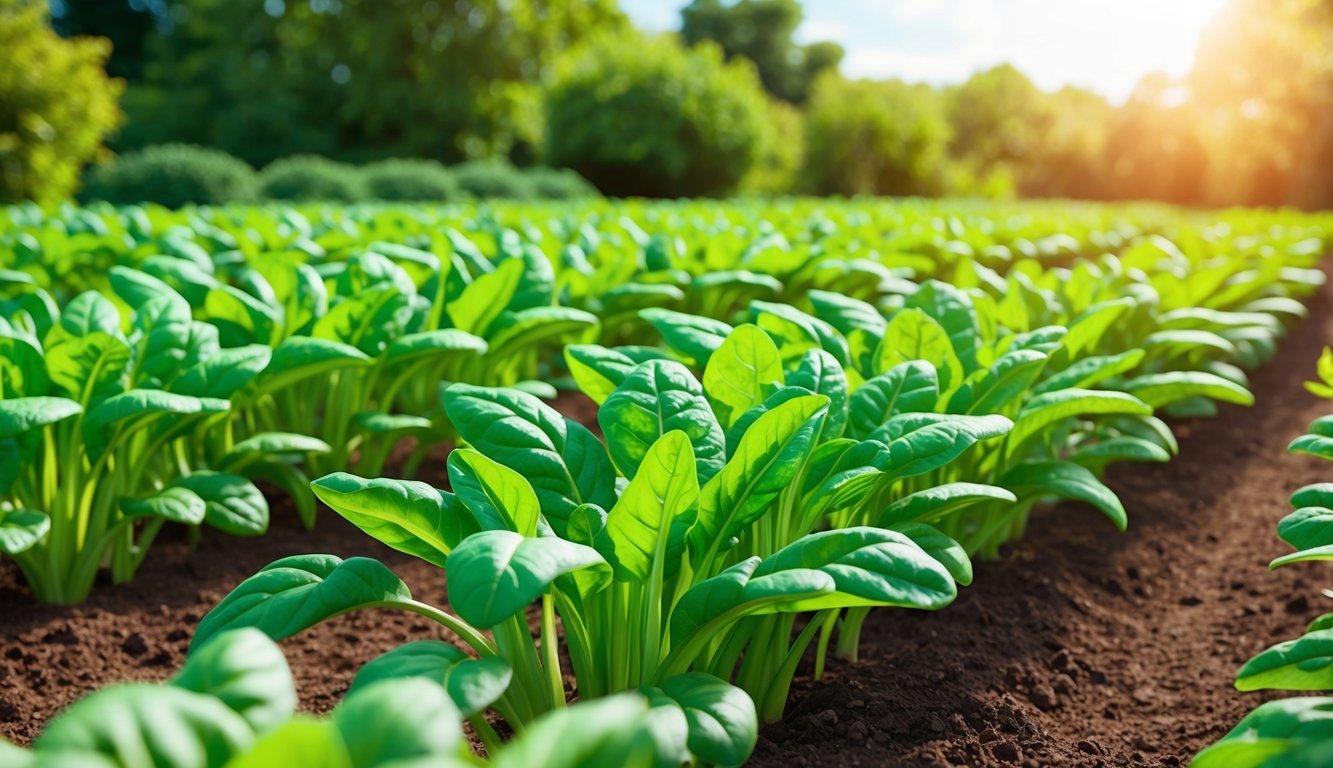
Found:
<box><xmin>813</xmin><ymin>608</ymin><xmax>840</xmax><ymax>680</ymax></box>
<box><xmin>707</xmin><ymin>619</ymin><xmax>757</xmax><ymax>681</ymax></box>
<box><xmin>758</xmin><ymin>610</ymin><xmax>835</xmax><ymax>723</ymax></box>
<box><xmin>469</xmin><ymin>714</ymin><xmax>504</xmax><ymax>757</ymax></box>
<box><xmin>834</xmin><ymin>606</ymin><xmax>871</xmax><ymax>662</ymax></box>
<box><xmin>540</xmin><ymin>594</ymin><xmax>565</xmax><ymax>708</ymax></box>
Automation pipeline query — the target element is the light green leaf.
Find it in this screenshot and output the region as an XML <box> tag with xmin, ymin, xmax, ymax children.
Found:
<box><xmin>442</xmin><ymin>384</ymin><xmax>616</xmax><ymax>536</ymax></box>
<box><xmin>879</xmin><ymin>483</ymin><xmax>1016</xmax><ymax>526</ymax></box>
<box><xmin>0</xmin><ymin>397</ymin><xmax>81</xmax><ymax>439</ymax></box>
<box><xmin>311</xmin><ymin>473</ymin><xmax>469</xmax><ymax>566</ymax></box>
<box><xmin>445</xmin><ymin>530</ymin><xmax>610</xmax><ymax>628</ymax></box>
<box><xmin>193</xmin><ymin>555</ymin><xmax>413</xmax><ymax>649</ymax></box>
<box><xmin>703</xmin><ymin>324</ymin><xmax>784</xmax><ymax>429</ymax></box>
<box><xmin>999</xmin><ymin>461</ymin><xmax>1127</xmax><ymax>531</ymax></box>
<box><xmin>607</xmin><ymin>431</ymin><xmax>700</xmax><ymax>581</ymax></box>
<box><xmin>120</xmin><ymin>487</ymin><xmax>207</xmax><ymax>526</ymax></box>
<box><xmin>447</xmin><ymin>450</ymin><xmax>541</xmax><ymax>537</ymax></box>
<box><xmin>449</xmin><ymin>258</ymin><xmax>523</xmax><ymax>337</ymax></box>
<box><xmin>1237</xmin><ymin>629</ymin><xmax>1333</xmax><ymax>692</ymax></box>
<box><xmin>0</xmin><ymin>509</ymin><xmax>50</xmax><ymax>555</ymax></box>
<box><xmin>173</xmin><ymin>629</ymin><xmax>297</xmax><ymax>735</ymax></box>
<box><xmin>1006</xmin><ymin>389</ymin><xmax>1152</xmax><ymax>455</ymax></box>
<box><xmin>332</xmin><ymin>679</ymin><xmax>463</xmax><ymax>766</ymax></box>
<box><xmin>600</xmin><ymin>359</ymin><xmax>725</xmax><ymax>484</ymax></box>
<box><xmin>348</xmin><ymin>640</ymin><xmax>512</xmax><ymax>717</ymax></box>
<box><xmin>34</xmin><ymin>685</ymin><xmax>253</xmax><ymax>768</ymax></box>
<box><xmin>1122</xmin><ymin>371</ymin><xmax>1254</xmax><ymax>409</ymax></box>
<box><xmin>687</xmin><ymin>395</ymin><xmax>828</xmax><ymax>564</ymax></box>
<box><xmin>175</xmin><ymin>472</ymin><xmax>269</xmax><ymax>537</ymax></box>
<box><xmin>877</xmin><ymin>308</ymin><xmax>963</xmax><ymax>394</ymax></box>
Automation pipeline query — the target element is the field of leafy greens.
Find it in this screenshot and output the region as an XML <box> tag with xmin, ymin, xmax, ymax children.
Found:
<box><xmin>0</xmin><ymin>198</ymin><xmax>1330</xmax><ymax>766</ymax></box>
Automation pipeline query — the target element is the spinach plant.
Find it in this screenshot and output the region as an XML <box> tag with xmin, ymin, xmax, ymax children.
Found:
<box><xmin>0</xmin><ymin>288</ymin><xmax>322</xmax><ymax>603</ymax></box>
<box><xmin>1194</xmin><ymin>349</ymin><xmax>1333</xmax><ymax>767</ymax></box>
<box><xmin>193</xmin><ymin>380</ymin><xmax>963</xmax><ymax>752</ymax></box>
<box><xmin>4</xmin><ymin>627</ymin><xmax>701</xmax><ymax>768</ymax></box>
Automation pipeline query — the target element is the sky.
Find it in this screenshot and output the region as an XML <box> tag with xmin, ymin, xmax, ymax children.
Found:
<box><xmin>619</xmin><ymin>0</ymin><xmax>1230</xmax><ymax>104</ymax></box>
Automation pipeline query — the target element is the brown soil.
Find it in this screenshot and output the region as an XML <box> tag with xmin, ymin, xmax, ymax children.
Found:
<box><xmin>2</xmin><ymin>294</ymin><xmax>1330</xmax><ymax>766</ymax></box>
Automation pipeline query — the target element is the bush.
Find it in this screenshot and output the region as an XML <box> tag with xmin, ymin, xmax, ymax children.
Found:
<box><xmin>82</xmin><ymin>144</ymin><xmax>257</xmax><ymax>207</ymax></box>
<box><xmin>525</xmin><ymin>166</ymin><xmax>600</xmax><ymax>199</ymax></box>
<box><xmin>0</xmin><ymin>3</ymin><xmax>123</xmax><ymax>204</ymax></box>
<box><xmin>802</xmin><ymin>73</ymin><xmax>952</xmax><ymax>197</ymax></box>
<box><xmin>545</xmin><ymin>33</ymin><xmax>768</xmax><ymax>197</ymax></box>
<box><xmin>452</xmin><ymin>159</ymin><xmax>535</xmax><ymax>200</ymax></box>
<box><xmin>258</xmin><ymin>155</ymin><xmax>363</xmax><ymax>202</ymax></box>
<box><xmin>360</xmin><ymin>158</ymin><xmax>460</xmax><ymax>202</ymax></box>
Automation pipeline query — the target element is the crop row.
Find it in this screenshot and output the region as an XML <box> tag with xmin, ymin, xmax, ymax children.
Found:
<box><xmin>0</xmin><ymin>199</ymin><xmax>1329</xmax><ymax>765</ymax></box>
<box><xmin>1193</xmin><ymin>349</ymin><xmax>1333</xmax><ymax>766</ymax></box>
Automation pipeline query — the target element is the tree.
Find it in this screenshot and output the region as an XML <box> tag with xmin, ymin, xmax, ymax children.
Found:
<box><xmin>680</xmin><ymin>0</ymin><xmax>842</xmax><ymax>104</ymax></box>
<box><xmin>1105</xmin><ymin>73</ymin><xmax>1208</xmax><ymax>205</ymax></box>
<box><xmin>944</xmin><ymin>65</ymin><xmax>1047</xmax><ymax>192</ymax></box>
<box><xmin>801</xmin><ymin>73</ymin><xmax>951</xmax><ymax>197</ymax></box>
<box><xmin>1019</xmin><ymin>86</ymin><xmax>1113</xmax><ymax>200</ymax></box>
<box><xmin>50</xmin><ymin>0</ymin><xmax>168</xmax><ymax>81</ymax></box>
<box><xmin>115</xmin><ymin>0</ymin><xmax>625</xmax><ymax>167</ymax></box>
<box><xmin>0</xmin><ymin>0</ymin><xmax>123</xmax><ymax>204</ymax></box>
<box><xmin>1190</xmin><ymin>0</ymin><xmax>1333</xmax><ymax>208</ymax></box>
<box><xmin>545</xmin><ymin>32</ymin><xmax>768</xmax><ymax>197</ymax></box>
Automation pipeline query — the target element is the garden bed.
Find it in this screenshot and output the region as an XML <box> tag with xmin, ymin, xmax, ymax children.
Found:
<box><xmin>3</xmin><ymin>283</ymin><xmax>1330</xmax><ymax>767</ymax></box>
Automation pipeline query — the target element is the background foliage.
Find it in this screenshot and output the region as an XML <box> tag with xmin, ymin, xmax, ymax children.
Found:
<box><xmin>545</xmin><ymin>32</ymin><xmax>768</xmax><ymax>197</ymax></box>
<box><xmin>1</xmin><ymin>0</ymin><xmax>1329</xmax><ymax>206</ymax></box>
<box><xmin>0</xmin><ymin>0</ymin><xmax>122</xmax><ymax>204</ymax></box>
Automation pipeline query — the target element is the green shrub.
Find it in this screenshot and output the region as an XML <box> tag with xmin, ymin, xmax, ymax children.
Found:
<box><xmin>545</xmin><ymin>32</ymin><xmax>768</xmax><ymax>197</ymax></box>
<box><xmin>452</xmin><ymin>159</ymin><xmax>535</xmax><ymax>200</ymax></box>
<box><xmin>258</xmin><ymin>155</ymin><xmax>363</xmax><ymax>202</ymax></box>
<box><xmin>360</xmin><ymin>158</ymin><xmax>460</xmax><ymax>202</ymax></box>
<box><xmin>526</xmin><ymin>166</ymin><xmax>600</xmax><ymax>199</ymax></box>
<box><xmin>0</xmin><ymin>3</ymin><xmax>123</xmax><ymax>205</ymax></box>
<box><xmin>802</xmin><ymin>73</ymin><xmax>952</xmax><ymax>197</ymax></box>
<box><xmin>82</xmin><ymin>143</ymin><xmax>257</xmax><ymax>207</ymax></box>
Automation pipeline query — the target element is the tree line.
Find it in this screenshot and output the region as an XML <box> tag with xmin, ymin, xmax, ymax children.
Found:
<box><xmin>4</xmin><ymin>0</ymin><xmax>1331</xmax><ymax>208</ymax></box>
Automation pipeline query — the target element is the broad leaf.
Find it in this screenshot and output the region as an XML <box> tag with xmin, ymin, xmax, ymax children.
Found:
<box><xmin>0</xmin><ymin>509</ymin><xmax>50</xmax><ymax>555</ymax></box>
<box><xmin>848</xmin><ymin>361</ymin><xmax>939</xmax><ymax>439</ymax></box>
<box><xmin>311</xmin><ymin>473</ymin><xmax>469</xmax><ymax>567</ymax></box>
<box><xmin>652</xmin><ymin>673</ymin><xmax>757</xmax><ymax>767</ymax></box>
<box><xmin>348</xmin><ymin>640</ymin><xmax>512</xmax><ymax>717</ymax></box>
<box><xmin>447</xmin><ymin>450</ymin><xmax>540</xmax><ymax>537</ymax></box>
<box><xmin>688</xmin><ymin>396</ymin><xmax>828</xmax><ymax>565</ymax></box>
<box><xmin>606</xmin><ymin>431</ymin><xmax>700</xmax><ymax>581</ymax></box>
<box><xmin>120</xmin><ymin>487</ymin><xmax>207</xmax><ymax>526</ymax></box>
<box><xmin>332</xmin><ymin>679</ymin><xmax>463</xmax><ymax>766</ymax></box>
<box><xmin>0</xmin><ymin>397</ymin><xmax>81</xmax><ymax>439</ymax></box>
<box><xmin>193</xmin><ymin>555</ymin><xmax>412</xmax><ymax>649</ymax></box>
<box><xmin>1236</xmin><ymin>629</ymin><xmax>1333</xmax><ymax>692</ymax></box>
<box><xmin>442</xmin><ymin>384</ymin><xmax>616</xmax><ymax>536</ymax></box>
<box><xmin>599</xmin><ymin>359</ymin><xmax>725</xmax><ymax>484</ymax></box>
<box><xmin>999</xmin><ymin>461</ymin><xmax>1127</xmax><ymax>531</ymax></box>
<box><xmin>703</xmin><ymin>324</ymin><xmax>784</xmax><ymax>429</ymax></box>
<box><xmin>173</xmin><ymin>629</ymin><xmax>297</xmax><ymax>735</ymax></box>
<box><xmin>34</xmin><ymin>685</ymin><xmax>253</xmax><ymax>768</ymax></box>
<box><xmin>174</xmin><ymin>472</ymin><xmax>269</xmax><ymax>536</ymax></box>
<box><xmin>446</xmin><ymin>530</ymin><xmax>610</xmax><ymax>628</ymax></box>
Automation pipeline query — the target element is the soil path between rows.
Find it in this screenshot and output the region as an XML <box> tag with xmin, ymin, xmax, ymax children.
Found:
<box><xmin>2</xmin><ymin>281</ymin><xmax>1331</xmax><ymax>767</ymax></box>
